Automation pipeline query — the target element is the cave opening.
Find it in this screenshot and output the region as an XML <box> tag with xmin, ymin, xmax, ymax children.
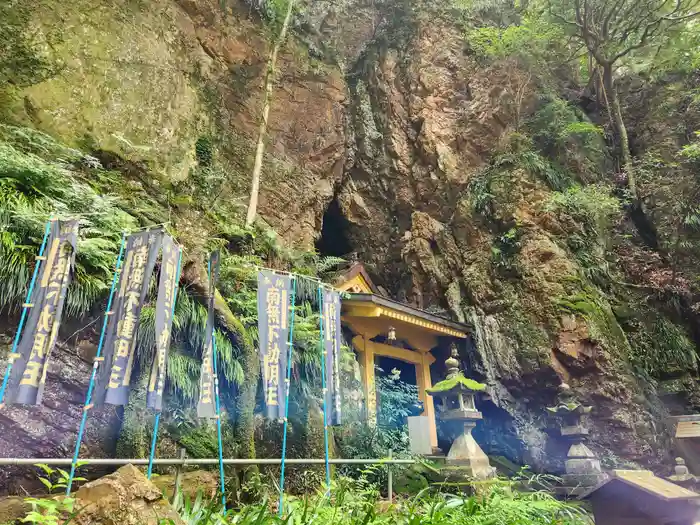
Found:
<box><xmin>316</xmin><ymin>197</ymin><xmax>353</xmax><ymax>257</ymax></box>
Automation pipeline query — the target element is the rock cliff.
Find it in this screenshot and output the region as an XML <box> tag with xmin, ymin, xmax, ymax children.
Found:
<box><xmin>1</xmin><ymin>0</ymin><xmax>699</xmax><ymax>484</ymax></box>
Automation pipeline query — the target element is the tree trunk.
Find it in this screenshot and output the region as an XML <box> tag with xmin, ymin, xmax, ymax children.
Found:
<box><xmin>245</xmin><ymin>0</ymin><xmax>296</xmax><ymax>227</ymax></box>
<box><xmin>602</xmin><ymin>65</ymin><xmax>637</xmax><ymax>201</ymax></box>
<box><xmin>602</xmin><ymin>65</ymin><xmax>659</xmax><ymax>248</ymax></box>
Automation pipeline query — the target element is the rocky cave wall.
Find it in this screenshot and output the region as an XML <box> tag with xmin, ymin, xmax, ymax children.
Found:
<box><xmin>1</xmin><ymin>0</ymin><xmax>697</xmax><ymax>485</ymax></box>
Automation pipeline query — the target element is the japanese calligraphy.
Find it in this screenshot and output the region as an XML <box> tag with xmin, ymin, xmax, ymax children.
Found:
<box><xmin>147</xmin><ymin>235</ymin><xmax>181</xmax><ymax>411</ymax></box>
<box><xmin>257</xmin><ymin>271</ymin><xmax>293</xmax><ymax>420</ymax></box>
<box><xmin>322</xmin><ymin>289</ymin><xmax>343</xmax><ymax>426</ymax></box>
<box><xmin>94</xmin><ymin>230</ymin><xmax>163</xmax><ymax>407</ymax></box>
<box><xmin>7</xmin><ymin>220</ymin><xmax>78</xmax><ymax>405</ymax></box>
<box><xmin>197</xmin><ymin>251</ymin><xmax>220</xmax><ymax>418</ymax></box>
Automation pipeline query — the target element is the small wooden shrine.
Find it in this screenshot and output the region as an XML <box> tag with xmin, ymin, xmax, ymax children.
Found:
<box><xmin>336</xmin><ymin>264</ymin><xmax>472</xmax><ymax>450</ymax></box>
<box><xmin>580</xmin><ymin>470</ymin><xmax>700</xmax><ymax>525</ymax></box>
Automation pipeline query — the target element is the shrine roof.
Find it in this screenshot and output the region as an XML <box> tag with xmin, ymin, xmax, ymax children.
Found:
<box><xmin>342</xmin><ymin>293</ymin><xmax>472</xmax><ymax>338</ymax></box>
<box><xmin>579</xmin><ymin>470</ymin><xmax>700</xmax><ymax>501</ymax></box>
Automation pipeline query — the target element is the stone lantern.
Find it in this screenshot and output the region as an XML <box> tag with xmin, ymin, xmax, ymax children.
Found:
<box><xmin>547</xmin><ymin>384</ymin><xmax>604</xmax><ymax>492</ymax></box>
<box><xmin>668</xmin><ymin>457</ymin><xmax>698</xmax><ymax>489</ymax></box>
<box><xmin>427</xmin><ymin>345</ymin><xmax>495</xmax><ymax>479</ymax></box>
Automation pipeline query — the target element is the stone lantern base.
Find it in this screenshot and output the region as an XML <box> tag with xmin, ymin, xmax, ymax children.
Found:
<box><xmin>444</xmin><ymin>422</ymin><xmax>496</xmax><ymax>479</ymax></box>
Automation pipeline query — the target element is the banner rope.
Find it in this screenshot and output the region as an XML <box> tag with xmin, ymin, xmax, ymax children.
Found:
<box><xmin>208</xmin><ymin>254</ymin><xmax>227</xmax><ymax>508</ymax></box>
<box><xmin>147</xmin><ymin>248</ymin><xmax>184</xmax><ymax>480</ymax></box>
<box><xmin>277</xmin><ymin>275</ymin><xmax>297</xmax><ymax>517</ymax></box>
<box><xmin>249</xmin><ymin>264</ymin><xmax>342</xmax><ymax>291</ymax></box>
<box><xmin>0</xmin><ymin>218</ymin><xmax>53</xmax><ymax>408</ymax></box>
<box><xmin>66</xmin><ymin>231</ymin><xmax>127</xmax><ymax>496</ymax></box>
<box><xmin>318</xmin><ymin>286</ymin><xmax>331</xmax><ymax>494</ymax></box>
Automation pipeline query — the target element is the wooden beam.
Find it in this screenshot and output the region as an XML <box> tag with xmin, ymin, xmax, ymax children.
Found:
<box><xmin>366</xmin><ymin>341</ymin><xmax>436</xmax><ymax>365</ymax></box>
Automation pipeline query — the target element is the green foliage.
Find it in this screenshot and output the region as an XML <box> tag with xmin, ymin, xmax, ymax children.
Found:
<box><xmin>527</xmin><ymin>98</ymin><xmax>606</xmax><ymax>183</ymax></box>
<box><xmin>545</xmin><ymin>185</ymin><xmax>620</xmax><ymax>242</ymax></box>
<box><xmin>161</xmin><ymin>474</ymin><xmax>591</xmax><ymax>525</ymax></box>
<box><xmin>680</xmin><ymin>131</ymin><xmax>700</xmax><ymax>160</ymax></box>
<box><xmin>468</xmin><ymin>14</ymin><xmax>566</xmax><ymax>69</ymax></box>
<box><xmin>32</xmin><ymin>464</ymin><xmax>86</xmax><ymax>494</ymax></box>
<box><xmin>0</xmin><ymin>125</ymin><xmax>137</xmax><ymax>315</ymax></box>
<box><xmin>491</xmin><ymin>226</ymin><xmax>523</xmax><ymax>273</ymax></box>
<box><xmin>241</xmin><ymin>0</ymin><xmax>296</xmax><ymax>29</ymax></box>
<box><xmin>336</xmin><ymin>421</ymin><xmax>411</xmax><ymax>488</ymax></box>
<box><xmin>629</xmin><ymin>316</ymin><xmax>697</xmax><ymax>376</ymax></box>
<box><xmin>21</xmin><ymin>465</ymin><xmax>85</xmax><ymax>525</ymax></box>
<box><xmin>170</xmin><ymin>491</ymin><xmax>225</xmax><ymax>525</ymax></box>
<box><xmin>375</xmin><ymin>367</ymin><xmax>420</xmax><ymax>426</ymax></box>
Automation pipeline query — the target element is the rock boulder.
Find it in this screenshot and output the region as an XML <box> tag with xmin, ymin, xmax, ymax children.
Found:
<box><xmin>73</xmin><ymin>465</ymin><xmax>184</xmax><ymax>525</ymax></box>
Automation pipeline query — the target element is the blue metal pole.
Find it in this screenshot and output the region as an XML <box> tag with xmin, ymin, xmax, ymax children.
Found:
<box><xmin>317</xmin><ymin>286</ymin><xmax>331</xmax><ymax>493</ymax></box>
<box><xmin>66</xmin><ymin>232</ymin><xmax>127</xmax><ymax>496</ymax></box>
<box><xmin>212</xmin><ymin>330</ymin><xmax>227</xmax><ymax>508</ymax></box>
<box><xmin>147</xmin><ymin>249</ymin><xmax>183</xmax><ymax>480</ymax></box>
<box><xmin>0</xmin><ymin>219</ymin><xmax>53</xmax><ymax>407</ymax></box>
<box><xmin>146</xmin><ymin>412</ymin><xmax>161</xmax><ymax>479</ymax></box>
<box><xmin>207</xmin><ymin>254</ymin><xmax>227</xmax><ymax>508</ymax></box>
<box><xmin>278</xmin><ymin>276</ymin><xmax>297</xmax><ymax>518</ymax></box>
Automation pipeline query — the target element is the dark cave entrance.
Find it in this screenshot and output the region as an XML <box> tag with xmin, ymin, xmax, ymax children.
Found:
<box><xmin>316</xmin><ymin>197</ymin><xmax>353</xmax><ymax>257</ymax></box>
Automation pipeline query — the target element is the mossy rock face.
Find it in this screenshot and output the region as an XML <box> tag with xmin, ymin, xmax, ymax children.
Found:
<box><xmin>427</xmin><ymin>372</ymin><xmax>486</xmax><ymax>394</ymax></box>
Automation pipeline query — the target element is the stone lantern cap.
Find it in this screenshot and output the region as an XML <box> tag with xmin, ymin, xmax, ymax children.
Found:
<box><xmin>546</xmin><ymin>403</ymin><xmax>592</xmax><ymax>416</ymax></box>
<box><xmin>427</xmin><ymin>372</ymin><xmax>487</xmax><ymax>398</ymax></box>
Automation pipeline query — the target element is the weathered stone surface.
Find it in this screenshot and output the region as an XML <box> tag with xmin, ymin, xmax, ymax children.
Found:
<box><xmin>0</xmin><ymin>336</ymin><xmax>120</xmax><ymax>495</ymax></box>
<box><xmin>0</xmin><ymin>496</ymin><xmax>29</xmax><ymax>523</ymax></box>
<box><xmin>74</xmin><ymin>465</ymin><xmax>184</xmax><ymax>525</ymax></box>
<box><xmin>152</xmin><ymin>470</ymin><xmax>219</xmax><ymax>501</ymax></box>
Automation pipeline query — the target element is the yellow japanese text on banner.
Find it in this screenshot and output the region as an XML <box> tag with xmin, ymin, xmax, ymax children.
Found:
<box><xmin>197</xmin><ymin>251</ymin><xmax>220</xmax><ymax>418</ymax></box>
<box><xmin>6</xmin><ymin>220</ymin><xmax>79</xmax><ymax>405</ymax></box>
<box><xmin>257</xmin><ymin>271</ymin><xmax>292</xmax><ymax>420</ymax></box>
<box><xmin>93</xmin><ymin>229</ymin><xmax>163</xmax><ymax>406</ymax></box>
<box><xmin>147</xmin><ymin>235</ymin><xmax>181</xmax><ymax>412</ymax></box>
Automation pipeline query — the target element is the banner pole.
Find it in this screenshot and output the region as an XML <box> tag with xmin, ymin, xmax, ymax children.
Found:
<box><xmin>66</xmin><ymin>232</ymin><xmax>127</xmax><ymax>496</ymax></box>
<box><xmin>147</xmin><ymin>249</ymin><xmax>183</xmax><ymax>480</ymax></box>
<box><xmin>317</xmin><ymin>286</ymin><xmax>331</xmax><ymax>493</ymax></box>
<box><xmin>0</xmin><ymin>218</ymin><xmax>53</xmax><ymax>407</ymax></box>
<box><xmin>208</xmin><ymin>255</ymin><xmax>227</xmax><ymax>508</ymax></box>
<box><xmin>277</xmin><ymin>276</ymin><xmax>297</xmax><ymax>518</ymax></box>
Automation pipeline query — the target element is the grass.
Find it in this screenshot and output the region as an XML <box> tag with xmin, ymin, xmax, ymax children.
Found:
<box><xmin>163</xmin><ymin>473</ymin><xmax>591</xmax><ymax>525</ymax></box>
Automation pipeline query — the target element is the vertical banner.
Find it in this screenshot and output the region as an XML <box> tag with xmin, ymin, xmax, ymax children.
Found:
<box><xmin>6</xmin><ymin>220</ymin><xmax>79</xmax><ymax>405</ymax></box>
<box><xmin>94</xmin><ymin>230</ymin><xmax>163</xmax><ymax>406</ymax></box>
<box><xmin>257</xmin><ymin>271</ymin><xmax>292</xmax><ymax>420</ymax></box>
<box><xmin>147</xmin><ymin>236</ymin><xmax>181</xmax><ymax>411</ymax></box>
<box><xmin>197</xmin><ymin>251</ymin><xmax>219</xmax><ymax>418</ymax></box>
<box><xmin>322</xmin><ymin>289</ymin><xmax>342</xmax><ymax>426</ymax></box>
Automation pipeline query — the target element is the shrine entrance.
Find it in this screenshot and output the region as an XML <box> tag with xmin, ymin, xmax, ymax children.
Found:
<box><xmin>334</xmin><ymin>263</ymin><xmax>471</xmax><ymax>451</ymax></box>
<box><xmin>375</xmin><ymin>354</ymin><xmax>420</xmax><ymax>427</ymax></box>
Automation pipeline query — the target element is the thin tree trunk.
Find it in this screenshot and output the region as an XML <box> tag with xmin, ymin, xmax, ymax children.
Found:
<box><xmin>245</xmin><ymin>0</ymin><xmax>296</xmax><ymax>227</ymax></box>
<box><xmin>603</xmin><ymin>65</ymin><xmax>637</xmax><ymax>201</ymax></box>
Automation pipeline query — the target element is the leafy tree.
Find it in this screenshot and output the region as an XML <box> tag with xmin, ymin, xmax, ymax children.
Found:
<box><xmin>547</xmin><ymin>0</ymin><xmax>700</xmax><ymax>208</ymax></box>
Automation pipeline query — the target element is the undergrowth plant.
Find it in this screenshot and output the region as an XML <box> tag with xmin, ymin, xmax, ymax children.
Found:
<box><xmin>161</xmin><ymin>473</ymin><xmax>592</xmax><ymax>525</ymax></box>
